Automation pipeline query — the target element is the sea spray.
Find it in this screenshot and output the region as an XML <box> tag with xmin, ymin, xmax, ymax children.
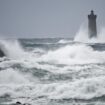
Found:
<box><xmin>0</xmin><ymin>39</ymin><xmax>105</xmax><ymax>70</ymax></box>
<box><xmin>97</xmin><ymin>27</ymin><xmax>105</xmax><ymax>42</ymax></box>
<box><xmin>0</xmin><ymin>69</ymin><xmax>30</xmax><ymax>85</ymax></box>
<box><xmin>74</xmin><ymin>25</ymin><xmax>89</xmax><ymax>42</ymax></box>
<box><xmin>0</xmin><ymin>39</ymin><xmax>105</xmax><ymax>105</ymax></box>
<box><xmin>74</xmin><ymin>25</ymin><xmax>105</xmax><ymax>43</ymax></box>
<box><xmin>40</xmin><ymin>44</ymin><xmax>105</xmax><ymax>65</ymax></box>
<box><xmin>1</xmin><ymin>76</ymin><xmax>105</xmax><ymax>100</ymax></box>
<box><xmin>0</xmin><ymin>39</ymin><xmax>26</xmax><ymax>59</ymax></box>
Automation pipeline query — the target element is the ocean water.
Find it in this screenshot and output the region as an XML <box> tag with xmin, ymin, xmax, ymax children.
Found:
<box><xmin>0</xmin><ymin>38</ymin><xmax>105</xmax><ymax>105</ymax></box>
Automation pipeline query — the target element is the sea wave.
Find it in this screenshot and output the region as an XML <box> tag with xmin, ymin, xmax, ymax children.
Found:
<box><xmin>1</xmin><ymin>76</ymin><xmax>105</xmax><ymax>100</ymax></box>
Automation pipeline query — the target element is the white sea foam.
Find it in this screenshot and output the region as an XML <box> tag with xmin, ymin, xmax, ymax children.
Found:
<box><xmin>1</xmin><ymin>39</ymin><xmax>105</xmax><ymax>73</ymax></box>
<box><xmin>1</xmin><ymin>38</ymin><xmax>105</xmax><ymax>105</ymax></box>
<box><xmin>1</xmin><ymin>38</ymin><xmax>105</xmax><ymax>65</ymax></box>
<box><xmin>45</xmin><ymin>76</ymin><xmax>105</xmax><ymax>99</ymax></box>
<box><xmin>0</xmin><ymin>69</ymin><xmax>30</xmax><ymax>85</ymax></box>
<box><xmin>40</xmin><ymin>44</ymin><xmax>105</xmax><ymax>65</ymax></box>
<box><xmin>58</xmin><ymin>39</ymin><xmax>72</xmax><ymax>44</ymax></box>
<box><xmin>0</xmin><ymin>39</ymin><xmax>105</xmax><ymax>75</ymax></box>
<box><xmin>1</xmin><ymin>76</ymin><xmax>105</xmax><ymax>100</ymax></box>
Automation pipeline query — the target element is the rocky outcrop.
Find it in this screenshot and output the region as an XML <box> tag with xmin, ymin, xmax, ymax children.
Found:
<box><xmin>0</xmin><ymin>48</ymin><xmax>5</xmax><ymax>57</ymax></box>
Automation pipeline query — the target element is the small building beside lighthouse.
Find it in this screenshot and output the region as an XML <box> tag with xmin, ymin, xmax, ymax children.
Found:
<box><xmin>88</xmin><ymin>10</ymin><xmax>97</xmax><ymax>38</ymax></box>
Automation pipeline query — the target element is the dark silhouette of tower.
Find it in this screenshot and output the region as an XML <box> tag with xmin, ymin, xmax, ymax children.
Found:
<box><xmin>88</xmin><ymin>10</ymin><xmax>97</xmax><ymax>38</ymax></box>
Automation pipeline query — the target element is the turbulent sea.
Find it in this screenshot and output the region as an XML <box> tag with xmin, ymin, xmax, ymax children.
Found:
<box><xmin>1</xmin><ymin>38</ymin><xmax>105</xmax><ymax>105</ymax></box>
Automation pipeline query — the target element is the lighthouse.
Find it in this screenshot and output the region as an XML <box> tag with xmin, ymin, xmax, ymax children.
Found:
<box><xmin>88</xmin><ymin>10</ymin><xmax>97</xmax><ymax>38</ymax></box>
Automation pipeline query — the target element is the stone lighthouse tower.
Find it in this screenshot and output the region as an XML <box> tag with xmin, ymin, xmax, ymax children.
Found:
<box><xmin>88</xmin><ymin>10</ymin><xmax>97</xmax><ymax>38</ymax></box>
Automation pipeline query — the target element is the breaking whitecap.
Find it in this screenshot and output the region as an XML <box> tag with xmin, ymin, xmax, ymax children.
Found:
<box><xmin>0</xmin><ymin>37</ymin><xmax>105</xmax><ymax>105</ymax></box>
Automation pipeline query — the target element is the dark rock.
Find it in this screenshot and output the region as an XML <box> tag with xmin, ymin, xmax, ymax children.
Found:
<box><xmin>16</xmin><ymin>101</ymin><xmax>22</xmax><ymax>105</ymax></box>
<box><xmin>0</xmin><ymin>48</ymin><xmax>5</xmax><ymax>57</ymax></box>
<box><xmin>14</xmin><ymin>101</ymin><xmax>31</xmax><ymax>105</ymax></box>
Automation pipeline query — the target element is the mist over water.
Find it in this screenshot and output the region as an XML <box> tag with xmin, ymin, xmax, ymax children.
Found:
<box><xmin>0</xmin><ymin>28</ymin><xmax>105</xmax><ymax>105</ymax></box>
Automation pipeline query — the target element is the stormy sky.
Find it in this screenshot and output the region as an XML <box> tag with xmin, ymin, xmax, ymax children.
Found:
<box><xmin>0</xmin><ymin>0</ymin><xmax>105</xmax><ymax>38</ymax></box>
